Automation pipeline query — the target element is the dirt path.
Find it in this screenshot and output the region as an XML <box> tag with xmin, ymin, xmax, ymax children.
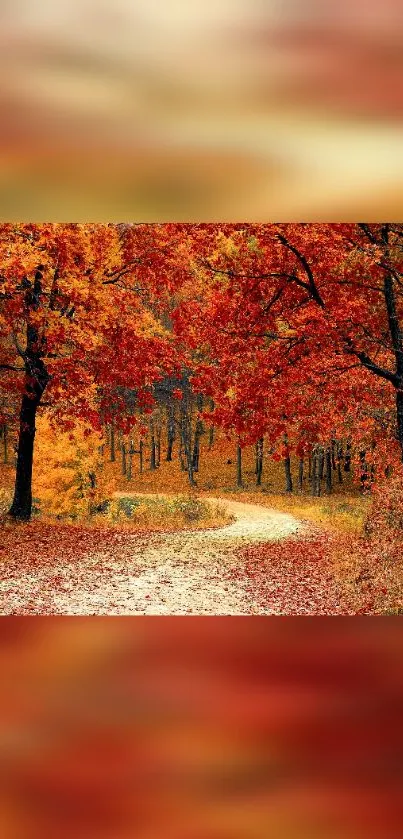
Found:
<box><xmin>113</xmin><ymin>493</ymin><xmax>302</xmax><ymax>543</ymax></box>
<box><xmin>0</xmin><ymin>496</ymin><xmax>303</xmax><ymax>615</ymax></box>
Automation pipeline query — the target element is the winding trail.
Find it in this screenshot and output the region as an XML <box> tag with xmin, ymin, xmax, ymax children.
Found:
<box><xmin>193</xmin><ymin>497</ymin><xmax>301</xmax><ymax>542</ymax></box>
<box><xmin>1</xmin><ymin>496</ymin><xmax>303</xmax><ymax>615</ymax></box>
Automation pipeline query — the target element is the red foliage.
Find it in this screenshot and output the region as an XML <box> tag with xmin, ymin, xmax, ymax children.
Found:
<box><xmin>174</xmin><ymin>223</ymin><xmax>403</xmax><ymax>470</ymax></box>
<box><xmin>231</xmin><ymin>527</ymin><xmax>351</xmax><ymax>614</ymax></box>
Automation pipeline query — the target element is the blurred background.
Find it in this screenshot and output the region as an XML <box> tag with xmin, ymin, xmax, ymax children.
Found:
<box><xmin>1</xmin><ymin>618</ymin><xmax>403</xmax><ymax>838</ymax></box>
<box><xmin>0</xmin><ymin>0</ymin><xmax>402</xmax><ymax>219</ymax></box>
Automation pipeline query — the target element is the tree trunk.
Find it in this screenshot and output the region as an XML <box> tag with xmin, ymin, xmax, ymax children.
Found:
<box><xmin>166</xmin><ymin>406</ymin><xmax>175</xmax><ymax>461</ymax></box>
<box><xmin>156</xmin><ymin>422</ymin><xmax>161</xmax><ymax>467</ymax></box>
<box><xmin>191</xmin><ymin>394</ymin><xmax>204</xmax><ymax>473</ymax></box>
<box><xmin>8</xmin><ymin>395</ymin><xmax>39</xmax><ymax>520</ymax></box>
<box><xmin>186</xmin><ymin>451</ymin><xmax>196</xmax><ymax>487</ymax></box>
<box><xmin>236</xmin><ymin>443</ymin><xmax>243</xmax><ymax>488</ymax></box>
<box><xmin>149</xmin><ymin>419</ymin><xmax>156</xmax><ymax>470</ymax></box>
<box><xmin>139</xmin><ymin>439</ymin><xmax>143</xmax><ymax>474</ymax></box>
<box><xmin>256</xmin><ymin>437</ymin><xmax>264</xmax><ymax>486</ymax></box>
<box><xmin>311</xmin><ymin>447</ymin><xmax>322</xmax><ymax>497</ymax></box>
<box><xmin>110</xmin><ymin>421</ymin><xmax>116</xmax><ymax>462</ymax></box>
<box><xmin>337</xmin><ymin>444</ymin><xmax>344</xmax><ymax>483</ymax></box>
<box><xmin>317</xmin><ymin>447</ymin><xmax>324</xmax><ymax>495</ymax></box>
<box><xmin>359</xmin><ymin>450</ymin><xmax>368</xmax><ymax>491</ymax></box>
<box><xmin>179</xmin><ymin>437</ymin><xmax>186</xmax><ymax>471</ymax></box>
<box><xmin>344</xmin><ymin>442</ymin><xmax>351</xmax><ymax>472</ymax></box>
<box><xmin>311</xmin><ymin>450</ymin><xmax>318</xmax><ymax>497</ymax></box>
<box><xmin>298</xmin><ymin>458</ymin><xmax>304</xmax><ymax>492</ymax></box>
<box><xmin>331</xmin><ymin>440</ymin><xmax>337</xmax><ymax>470</ymax></box>
<box><xmin>127</xmin><ymin>440</ymin><xmax>134</xmax><ymax>481</ymax></box>
<box><xmin>9</xmin><ymin>361</ymin><xmax>49</xmax><ymax>520</ymax></box>
<box><xmin>181</xmin><ymin>421</ymin><xmax>196</xmax><ymax>486</ymax></box>
<box><xmin>284</xmin><ymin>455</ymin><xmax>293</xmax><ymax>493</ymax></box>
<box><xmin>166</xmin><ymin>429</ymin><xmax>174</xmax><ymax>461</ymax></box>
<box><xmin>192</xmin><ymin>434</ymin><xmax>201</xmax><ymax>472</ymax></box>
<box><xmin>9</xmin><ymin>267</ymin><xmax>50</xmax><ymax>521</ymax></box>
<box><xmin>178</xmin><ymin>398</ymin><xmax>196</xmax><ymax>487</ymax></box>
<box><xmin>283</xmin><ymin>435</ymin><xmax>292</xmax><ymax>493</ymax></box>
<box><xmin>397</xmin><ymin>388</ymin><xmax>403</xmax><ymax>462</ymax></box>
<box><xmin>184</xmin><ymin>435</ymin><xmax>196</xmax><ymax>486</ymax></box>
<box><xmin>121</xmin><ymin>442</ymin><xmax>127</xmax><ymax>476</ymax></box>
<box><xmin>208</xmin><ymin>399</ymin><xmax>215</xmax><ymax>449</ymax></box>
<box><xmin>325</xmin><ymin>448</ymin><xmax>332</xmax><ymax>493</ymax></box>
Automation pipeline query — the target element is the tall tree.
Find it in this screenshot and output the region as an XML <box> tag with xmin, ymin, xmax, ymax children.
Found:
<box><xmin>0</xmin><ymin>224</ymin><xmax>174</xmax><ymax>519</ymax></box>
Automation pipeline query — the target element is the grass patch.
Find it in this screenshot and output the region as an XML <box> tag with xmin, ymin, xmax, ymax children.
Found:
<box><xmin>96</xmin><ymin>493</ymin><xmax>233</xmax><ymax>532</ymax></box>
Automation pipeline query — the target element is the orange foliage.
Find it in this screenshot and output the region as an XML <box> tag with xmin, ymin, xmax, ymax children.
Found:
<box><xmin>33</xmin><ymin>416</ymin><xmax>113</xmax><ymax>518</ymax></box>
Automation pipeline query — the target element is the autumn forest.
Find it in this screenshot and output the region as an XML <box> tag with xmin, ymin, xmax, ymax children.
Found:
<box><xmin>1</xmin><ymin>222</ymin><xmax>403</xmax><ymax>614</ymax></box>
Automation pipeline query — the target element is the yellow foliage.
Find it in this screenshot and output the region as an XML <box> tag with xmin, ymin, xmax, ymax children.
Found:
<box><xmin>33</xmin><ymin>414</ymin><xmax>112</xmax><ymax>518</ymax></box>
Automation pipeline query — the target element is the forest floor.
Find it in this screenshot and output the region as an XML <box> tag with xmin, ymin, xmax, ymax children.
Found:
<box><xmin>0</xmin><ymin>495</ymin><xmax>353</xmax><ymax>615</ymax></box>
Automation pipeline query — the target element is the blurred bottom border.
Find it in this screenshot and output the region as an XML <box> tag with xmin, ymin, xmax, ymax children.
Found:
<box><xmin>0</xmin><ymin>616</ymin><xmax>402</xmax><ymax>839</ymax></box>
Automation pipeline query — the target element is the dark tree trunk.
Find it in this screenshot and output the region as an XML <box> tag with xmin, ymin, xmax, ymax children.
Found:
<box><xmin>185</xmin><ymin>448</ymin><xmax>196</xmax><ymax>487</ymax></box>
<box><xmin>121</xmin><ymin>442</ymin><xmax>127</xmax><ymax>476</ymax></box>
<box><xmin>397</xmin><ymin>388</ymin><xmax>403</xmax><ymax>462</ymax></box>
<box><xmin>192</xmin><ymin>398</ymin><xmax>204</xmax><ymax>473</ymax></box>
<box><xmin>127</xmin><ymin>440</ymin><xmax>134</xmax><ymax>481</ymax></box>
<box><xmin>311</xmin><ymin>450</ymin><xmax>318</xmax><ymax>497</ymax></box>
<box><xmin>9</xmin><ymin>359</ymin><xmax>49</xmax><ymax>521</ymax></box>
<box><xmin>149</xmin><ymin>419</ymin><xmax>156</xmax><ymax>470</ymax></box>
<box><xmin>359</xmin><ymin>450</ymin><xmax>368</xmax><ymax>491</ymax></box>
<box><xmin>9</xmin><ymin>267</ymin><xmax>50</xmax><ymax>521</ymax></box>
<box><xmin>380</xmin><ymin>224</ymin><xmax>403</xmax><ymax>462</ymax></box>
<box><xmin>311</xmin><ymin>447</ymin><xmax>322</xmax><ymax>497</ymax></box>
<box><xmin>331</xmin><ymin>440</ymin><xmax>337</xmax><ymax>470</ymax></box>
<box><xmin>298</xmin><ymin>458</ymin><xmax>304</xmax><ymax>492</ymax></box>
<box><xmin>179</xmin><ymin>437</ymin><xmax>186</xmax><ymax>471</ymax></box>
<box><xmin>325</xmin><ymin>448</ymin><xmax>332</xmax><ymax>493</ymax></box>
<box><xmin>179</xmin><ymin>398</ymin><xmax>196</xmax><ymax>487</ymax></box>
<box><xmin>337</xmin><ymin>444</ymin><xmax>344</xmax><ymax>483</ymax></box>
<box><xmin>110</xmin><ymin>421</ymin><xmax>116</xmax><ymax>462</ymax></box>
<box><xmin>166</xmin><ymin>430</ymin><xmax>174</xmax><ymax>461</ymax></box>
<box><xmin>344</xmin><ymin>442</ymin><xmax>351</xmax><ymax>472</ymax></box>
<box><xmin>181</xmin><ymin>420</ymin><xmax>196</xmax><ymax>486</ymax></box>
<box><xmin>284</xmin><ymin>455</ymin><xmax>293</xmax><ymax>493</ymax></box>
<box><xmin>166</xmin><ymin>406</ymin><xmax>175</xmax><ymax>461</ymax></box>
<box><xmin>156</xmin><ymin>425</ymin><xmax>161</xmax><ymax>467</ymax></box>
<box><xmin>208</xmin><ymin>399</ymin><xmax>215</xmax><ymax>449</ymax></box>
<box><xmin>9</xmin><ymin>395</ymin><xmax>38</xmax><ymax>520</ymax></box>
<box><xmin>317</xmin><ymin>447</ymin><xmax>324</xmax><ymax>496</ymax></box>
<box><xmin>192</xmin><ymin>436</ymin><xmax>201</xmax><ymax>472</ymax></box>
<box><xmin>256</xmin><ymin>437</ymin><xmax>264</xmax><ymax>486</ymax></box>
<box><xmin>283</xmin><ymin>434</ymin><xmax>292</xmax><ymax>493</ymax></box>
<box><xmin>166</xmin><ymin>435</ymin><xmax>174</xmax><ymax>462</ymax></box>
<box><xmin>236</xmin><ymin>443</ymin><xmax>243</xmax><ymax>488</ymax></box>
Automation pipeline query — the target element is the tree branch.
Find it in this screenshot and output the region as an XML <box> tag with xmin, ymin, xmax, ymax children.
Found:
<box><xmin>343</xmin><ymin>341</ymin><xmax>398</xmax><ymax>386</ymax></box>
<box><xmin>275</xmin><ymin>232</ymin><xmax>326</xmax><ymax>308</ymax></box>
